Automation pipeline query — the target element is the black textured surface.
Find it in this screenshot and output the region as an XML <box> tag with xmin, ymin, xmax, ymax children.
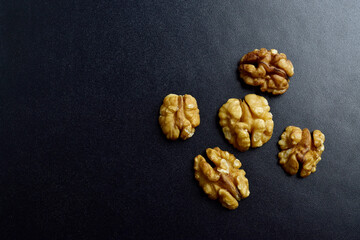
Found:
<box><xmin>1</xmin><ymin>1</ymin><xmax>360</xmax><ymax>239</ymax></box>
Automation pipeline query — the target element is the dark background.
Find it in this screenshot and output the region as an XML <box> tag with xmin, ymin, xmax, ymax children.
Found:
<box><xmin>1</xmin><ymin>0</ymin><xmax>360</xmax><ymax>239</ymax></box>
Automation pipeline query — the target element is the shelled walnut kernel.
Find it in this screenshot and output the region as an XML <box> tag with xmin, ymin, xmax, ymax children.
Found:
<box><xmin>159</xmin><ymin>94</ymin><xmax>200</xmax><ymax>140</ymax></box>
<box><xmin>194</xmin><ymin>147</ymin><xmax>250</xmax><ymax>210</ymax></box>
<box><xmin>278</xmin><ymin>126</ymin><xmax>325</xmax><ymax>177</ymax></box>
<box><xmin>218</xmin><ymin>94</ymin><xmax>274</xmax><ymax>152</ymax></box>
<box><xmin>239</xmin><ymin>48</ymin><xmax>294</xmax><ymax>95</ymax></box>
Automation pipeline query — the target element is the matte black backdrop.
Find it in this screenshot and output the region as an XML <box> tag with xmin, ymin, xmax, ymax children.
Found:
<box><xmin>1</xmin><ymin>0</ymin><xmax>360</xmax><ymax>239</ymax></box>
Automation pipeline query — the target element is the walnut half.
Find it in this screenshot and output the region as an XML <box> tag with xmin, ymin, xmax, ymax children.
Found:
<box><xmin>278</xmin><ymin>126</ymin><xmax>325</xmax><ymax>177</ymax></box>
<box><xmin>194</xmin><ymin>147</ymin><xmax>250</xmax><ymax>210</ymax></box>
<box><xmin>159</xmin><ymin>94</ymin><xmax>200</xmax><ymax>140</ymax></box>
<box><xmin>218</xmin><ymin>94</ymin><xmax>274</xmax><ymax>152</ymax></box>
<box><xmin>239</xmin><ymin>48</ymin><xmax>294</xmax><ymax>95</ymax></box>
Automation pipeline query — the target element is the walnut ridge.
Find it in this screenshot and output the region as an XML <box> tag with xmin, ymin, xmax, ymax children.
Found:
<box><xmin>159</xmin><ymin>94</ymin><xmax>200</xmax><ymax>140</ymax></box>
<box><xmin>239</xmin><ymin>48</ymin><xmax>294</xmax><ymax>95</ymax></box>
<box><xmin>218</xmin><ymin>94</ymin><xmax>274</xmax><ymax>152</ymax></box>
<box><xmin>194</xmin><ymin>147</ymin><xmax>250</xmax><ymax>210</ymax></box>
<box><xmin>278</xmin><ymin>126</ymin><xmax>325</xmax><ymax>177</ymax></box>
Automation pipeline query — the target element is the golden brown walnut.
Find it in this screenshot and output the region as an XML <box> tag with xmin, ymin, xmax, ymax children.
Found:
<box><xmin>278</xmin><ymin>126</ymin><xmax>325</xmax><ymax>177</ymax></box>
<box><xmin>159</xmin><ymin>94</ymin><xmax>200</xmax><ymax>140</ymax></box>
<box><xmin>194</xmin><ymin>147</ymin><xmax>250</xmax><ymax>210</ymax></box>
<box><xmin>218</xmin><ymin>94</ymin><xmax>274</xmax><ymax>152</ymax></box>
<box><xmin>239</xmin><ymin>48</ymin><xmax>294</xmax><ymax>95</ymax></box>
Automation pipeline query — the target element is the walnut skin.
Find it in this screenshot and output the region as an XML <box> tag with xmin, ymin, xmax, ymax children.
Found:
<box><xmin>278</xmin><ymin>126</ymin><xmax>325</xmax><ymax>177</ymax></box>
<box><xmin>239</xmin><ymin>48</ymin><xmax>294</xmax><ymax>95</ymax></box>
<box><xmin>194</xmin><ymin>147</ymin><xmax>250</xmax><ymax>210</ymax></box>
<box><xmin>219</xmin><ymin>94</ymin><xmax>274</xmax><ymax>152</ymax></box>
<box><xmin>159</xmin><ymin>94</ymin><xmax>200</xmax><ymax>140</ymax></box>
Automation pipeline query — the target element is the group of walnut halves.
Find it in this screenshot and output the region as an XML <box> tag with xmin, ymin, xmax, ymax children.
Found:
<box><xmin>159</xmin><ymin>48</ymin><xmax>325</xmax><ymax>210</ymax></box>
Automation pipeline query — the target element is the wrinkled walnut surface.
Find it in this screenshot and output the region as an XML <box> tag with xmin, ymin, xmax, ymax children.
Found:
<box><xmin>219</xmin><ymin>94</ymin><xmax>274</xmax><ymax>152</ymax></box>
<box><xmin>278</xmin><ymin>126</ymin><xmax>325</xmax><ymax>177</ymax></box>
<box><xmin>159</xmin><ymin>94</ymin><xmax>200</xmax><ymax>140</ymax></box>
<box><xmin>194</xmin><ymin>147</ymin><xmax>250</xmax><ymax>210</ymax></box>
<box><xmin>239</xmin><ymin>48</ymin><xmax>294</xmax><ymax>95</ymax></box>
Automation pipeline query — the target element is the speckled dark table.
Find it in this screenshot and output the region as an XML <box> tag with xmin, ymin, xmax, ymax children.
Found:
<box><xmin>1</xmin><ymin>1</ymin><xmax>360</xmax><ymax>239</ymax></box>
